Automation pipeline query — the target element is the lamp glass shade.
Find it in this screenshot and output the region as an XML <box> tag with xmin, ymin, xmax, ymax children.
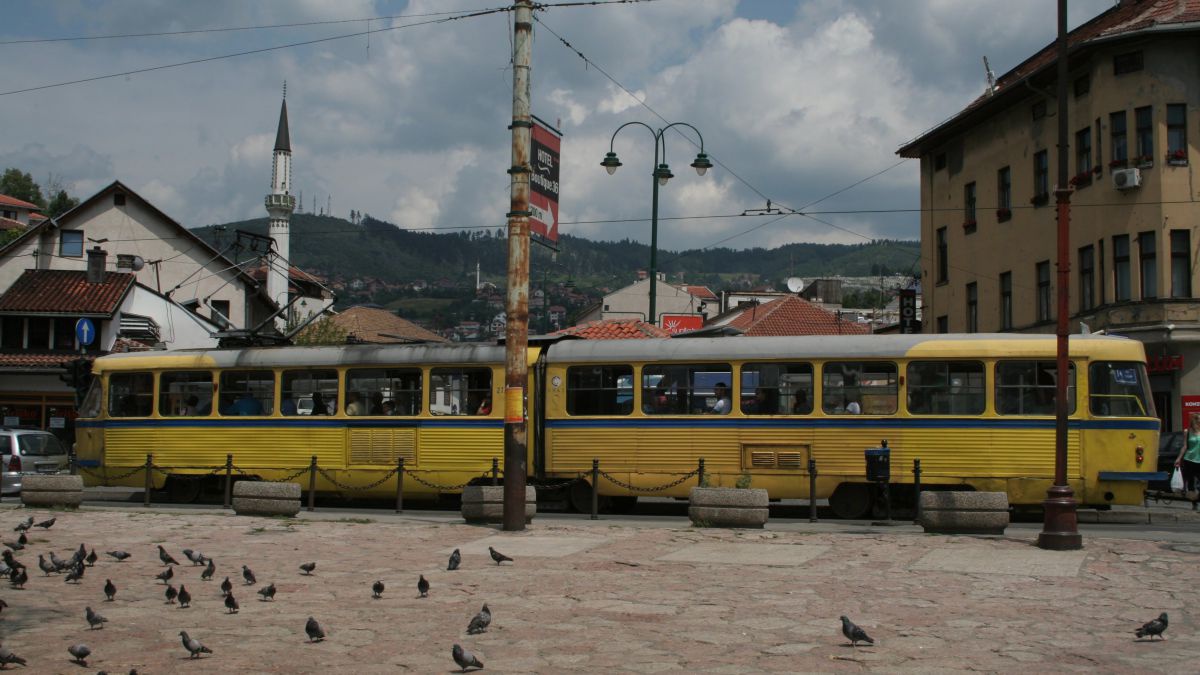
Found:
<box><xmin>601</xmin><ymin>152</ymin><xmax>622</xmax><ymax>175</ymax></box>
<box><xmin>691</xmin><ymin>152</ymin><xmax>713</xmax><ymax>176</ymax></box>
<box><xmin>655</xmin><ymin>163</ymin><xmax>674</xmax><ymax>186</ymax></box>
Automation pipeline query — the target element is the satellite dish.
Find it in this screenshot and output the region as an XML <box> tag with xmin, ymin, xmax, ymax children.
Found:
<box><xmin>130</xmin><ymin>256</ymin><xmax>145</xmax><ymax>272</ymax></box>
<box><xmin>786</xmin><ymin>277</ymin><xmax>805</xmax><ymax>293</ymax></box>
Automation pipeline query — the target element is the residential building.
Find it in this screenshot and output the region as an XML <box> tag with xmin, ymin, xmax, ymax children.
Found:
<box><xmin>706</xmin><ymin>295</ymin><xmax>871</xmax><ymax>337</ymax></box>
<box><xmin>317</xmin><ymin>305</ymin><xmax>444</xmax><ymax>344</ymax></box>
<box><xmin>0</xmin><ymin>194</ymin><xmax>44</xmax><ymax>230</ymax></box>
<box><xmin>553</xmin><ymin>318</ymin><xmax>670</xmax><ymax>340</ymax></box>
<box><xmin>575</xmin><ymin>278</ymin><xmax>715</xmax><ymax>329</ymax></box>
<box><xmin>897</xmin><ymin>0</ymin><xmax>1200</xmax><ymax>430</ymax></box>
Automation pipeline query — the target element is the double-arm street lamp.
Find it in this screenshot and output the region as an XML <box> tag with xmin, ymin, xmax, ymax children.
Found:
<box><xmin>601</xmin><ymin>122</ymin><xmax>712</xmax><ymax>324</ymax></box>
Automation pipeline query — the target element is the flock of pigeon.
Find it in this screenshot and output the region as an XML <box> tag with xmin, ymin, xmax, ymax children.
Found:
<box><xmin>0</xmin><ymin>512</ymin><xmax>1176</xmax><ymax>671</ymax></box>
<box><xmin>0</xmin><ymin>515</ymin><xmax>519</xmax><ymax>672</ymax></box>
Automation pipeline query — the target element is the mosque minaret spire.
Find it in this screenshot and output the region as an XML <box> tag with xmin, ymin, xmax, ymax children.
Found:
<box><xmin>265</xmin><ymin>82</ymin><xmax>295</xmax><ymax>330</ymax></box>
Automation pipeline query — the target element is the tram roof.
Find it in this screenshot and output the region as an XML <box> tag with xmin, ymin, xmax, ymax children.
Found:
<box><xmin>92</xmin><ymin>342</ymin><xmax>508</xmax><ymax>371</ymax></box>
<box><xmin>542</xmin><ymin>333</ymin><xmax>1144</xmax><ymax>363</ymax></box>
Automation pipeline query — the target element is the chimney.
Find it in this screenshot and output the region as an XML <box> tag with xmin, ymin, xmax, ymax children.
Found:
<box><xmin>86</xmin><ymin>246</ymin><xmax>107</xmax><ymax>284</ymax></box>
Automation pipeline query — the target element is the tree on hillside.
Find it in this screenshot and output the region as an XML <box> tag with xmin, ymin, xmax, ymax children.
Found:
<box><xmin>45</xmin><ymin>190</ymin><xmax>79</xmax><ymax>218</ymax></box>
<box><xmin>0</xmin><ymin>168</ymin><xmax>44</xmax><ymax>208</ymax></box>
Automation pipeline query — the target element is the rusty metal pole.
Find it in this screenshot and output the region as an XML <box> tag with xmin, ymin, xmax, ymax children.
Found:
<box><xmin>492</xmin><ymin>457</ymin><xmax>499</xmax><ymax>486</ymax></box>
<box><xmin>307</xmin><ymin>455</ymin><xmax>317</xmax><ymax>512</ymax></box>
<box><xmin>591</xmin><ymin>458</ymin><xmax>599</xmax><ymax>520</ymax></box>
<box><xmin>913</xmin><ymin>459</ymin><xmax>922</xmax><ymax>525</ymax></box>
<box><xmin>1039</xmin><ymin>0</ymin><xmax>1082</xmax><ymax>550</ymax></box>
<box><xmin>395</xmin><ymin>457</ymin><xmax>405</xmax><ymax>514</ymax></box>
<box><xmin>501</xmin><ymin>0</ymin><xmax>534</xmax><ymax>532</ymax></box>
<box><xmin>223</xmin><ymin>454</ymin><xmax>233</xmax><ymax>509</ymax></box>
<box><xmin>143</xmin><ymin>453</ymin><xmax>152</xmax><ymax>506</ymax></box>
<box><xmin>808</xmin><ymin>459</ymin><xmax>818</xmax><ymax>523</ymax></box>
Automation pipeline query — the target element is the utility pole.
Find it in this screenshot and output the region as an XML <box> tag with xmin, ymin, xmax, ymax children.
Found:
<box><xmin>1038</xmin><ymin>0</ymin><xmax>1082</xmax><ymax>550</ymax></box>
<box><xmin>501</xmin><ymin>0</ymin><xmax>534</xmax><ymax>531</ymax></box>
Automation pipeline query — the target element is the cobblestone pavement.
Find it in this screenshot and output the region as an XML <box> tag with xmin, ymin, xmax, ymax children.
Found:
<box><xmin>0</xmin><ymin>505</ymin><xmax>1196</xmax><ymax>673</ymax></box>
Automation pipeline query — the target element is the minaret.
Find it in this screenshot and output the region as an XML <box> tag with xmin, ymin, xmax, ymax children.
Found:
<box><xmin>265</xmin><ymin>83</ymin><xmax>295</xmax><ymax>330</ymax></box>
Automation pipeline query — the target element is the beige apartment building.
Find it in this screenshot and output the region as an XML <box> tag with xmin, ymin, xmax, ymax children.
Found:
<box><xmin>898</xmin><ymin>0</ymin><xmax>1200</xmax><ymax>430</ymax></box>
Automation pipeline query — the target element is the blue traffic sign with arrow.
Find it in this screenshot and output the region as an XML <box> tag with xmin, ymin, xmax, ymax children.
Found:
<box><xmin>75</xmin><ymin>318</ymin><xmax>96</xmax><ymax>346</ymax></box>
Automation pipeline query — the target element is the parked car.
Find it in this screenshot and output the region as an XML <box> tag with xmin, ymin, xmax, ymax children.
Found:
<box><xmin>1149</xmin><ymin>431</ymin><xmax>1185</xmax><ymax>492</ymax></box>
<box><xmin>1</xmin><ymin>427</ymin><xmax>71</xmax><ymax>496</ymax></box>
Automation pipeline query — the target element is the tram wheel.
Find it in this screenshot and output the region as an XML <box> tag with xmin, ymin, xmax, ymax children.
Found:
<box><xmin>568</xmin><ymin>479</ymin><xmax>594</xmax><ymax>513</ymax></box>
<box><xmin>166</xmin><ymin>477</ymin><xmax>203</xmax><ymax>504</ymax></box>
<box><xmin>829</xmin><ymin>483</ymin><xmax>873</xmax><ymax>519</ymax></box>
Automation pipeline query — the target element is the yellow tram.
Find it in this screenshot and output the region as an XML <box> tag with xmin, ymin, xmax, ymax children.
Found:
<box><xmin>74</xmin><ymin>334</ymin><xmax>1160</xmax><ymax>516</ymax></box>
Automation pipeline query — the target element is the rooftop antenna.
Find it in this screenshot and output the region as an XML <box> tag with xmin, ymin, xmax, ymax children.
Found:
<box><xmin>983</xmin><ymin>56</ymin><xmax>997</xmax><ymax>95</ymax></box>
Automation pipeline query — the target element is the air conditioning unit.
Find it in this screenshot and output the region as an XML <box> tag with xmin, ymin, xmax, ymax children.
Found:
<box><xmin>1113</xmin><ymin>167</ymin><xmax>1142</xmax><ymax>190</ymax></box>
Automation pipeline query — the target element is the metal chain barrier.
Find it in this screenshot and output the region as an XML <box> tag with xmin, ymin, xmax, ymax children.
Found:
<box><xmin>274</xmin><ymin>465</ymin><xmax>313</xmax><ymax>483</ymax></box>
<box><xmin>78</xmin><ymin>465</ymin><xmax>146</xmax><ymax>481</ymax></box>
<box><xmin>405</xmin><ymin>470</ymin><xmax>491</xmax><ymax>492</ymax></box>
<box><xmin>534</xmin><ymin>476</ymin><xmax>585</xmax><ymax>490</ymax></box>
<box><xmin>597</xmin><ymin>468</ymin><xmax>700</xmax><ymax>493</ymax></box>
<box><xmin>315</xmin><ymin>466</ymin><xmax>400</xmax><ymax>493</ymax></box>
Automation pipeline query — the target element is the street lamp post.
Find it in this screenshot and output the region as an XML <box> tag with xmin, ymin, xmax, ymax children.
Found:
<box><xmin>601</xmin><ymin>122</ymin><xmax>712</xmax><ymax>325</ymax></box>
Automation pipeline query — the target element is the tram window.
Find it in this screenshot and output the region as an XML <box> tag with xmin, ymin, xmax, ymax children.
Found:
<box><xmin>742</xmin><ymin>363</ymin><xmax>813</xmax><ymax>415</ymax></box>
<box><xmin>159</xmin><ymin>371</ymin><xmax>214</xmax><ymax>417</ymax></box>
<box><xmin>1089</xmin><ymin>361</ymin><xmax>1153</xmax><ymax>417</ymax></box>
<box><xmin>566</xmin><ymin>365</ymin><xmax>633</xmax><ymax>416</ymax></box>
<box><xmin>79</xmin><ymin>379</ymin><xmax>102</xmax><ymax>418</ymax></box>
<box><xmin>108</xmin><ymin>373</ymin><xmax>153</xmax><ymax>417</ymax></box>
<box><xmin>281</xmin><ymin>369</ymin><xmax>338</xmax><ymax>416</ymax></box>
<box><xmin>642</xmin><ymin>363</ymin><xmax>732</xmax><ymax>415</ymax></box>
<box><xmin>347</xmin><ymin>368</ymin><xmax>422</xmax><ymax>416</ymax></box>
<box><xmin>430</xmin><ymin>367</ymin><xmax>492</xmax><ymax>416</ymax></box>
<box><xmin>995</xmin><ymin>360</ymin><xmax>1076</xmax><ymax>415</ymax></box>
<box><xmin>906</xmin><ymin>361</ymin><xmax>985</xmax><ymax>415</ymax></box>
<box><xmin>823</xmin><ymin>362</ymin><xmax>898</xmax><ymax>415</ymax></box>
<box><xmin>218</xmin><ymin>370</ymin><xmax>274</xmax><ymax>416</ymax></box>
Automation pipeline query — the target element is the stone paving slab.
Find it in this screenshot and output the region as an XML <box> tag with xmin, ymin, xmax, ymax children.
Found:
<box><xmin>657</xmin><ymin>542</ymin><xmax>830</xmax><ymax>566</ymax></box>
<box><xmin>0</xmin><ymin>506</ymin><xmax>1197</xmax><ymax>673</ymax></box>
<box><xmin>911</xmin><ymin>546</ymin><xmax>1088</xmax><ymax>577</ymax></box>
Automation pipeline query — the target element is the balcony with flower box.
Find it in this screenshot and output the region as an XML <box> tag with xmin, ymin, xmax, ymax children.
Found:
<box><xmin>996</xmin><ymin>207</ymin><xmax>1012</xmax><ymax>223</ymax></box>
<box><xmin>1167</xmin><ymin>149</ymin><xmax>1188</xmax><ymax>166</ymax></box>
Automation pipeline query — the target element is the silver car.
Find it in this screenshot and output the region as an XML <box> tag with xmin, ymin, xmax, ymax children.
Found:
<box><xmin>1</xmin><ymin>428</ymin><xmax>71</xmax><ymax>496</ymax></box>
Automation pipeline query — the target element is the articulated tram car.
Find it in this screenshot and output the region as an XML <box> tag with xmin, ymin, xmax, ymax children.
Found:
<box><xmin>74</xmin><ymin>334</ymin><xmax>1160</xmax><ymax>517</ymax></box>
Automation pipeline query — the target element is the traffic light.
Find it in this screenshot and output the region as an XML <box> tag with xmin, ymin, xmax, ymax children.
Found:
<box><xmin>59</xmin><ymin>358</ymin><xmax>93</xmax><ymax>390</ymax></box>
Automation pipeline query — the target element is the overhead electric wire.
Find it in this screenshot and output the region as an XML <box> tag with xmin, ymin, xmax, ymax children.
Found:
<box><xmin>0</xmin><ymin>6</ymin><xmax>509</xmax><ymax>97</ymax></box>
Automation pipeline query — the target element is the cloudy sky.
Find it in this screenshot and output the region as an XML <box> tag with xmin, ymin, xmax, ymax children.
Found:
<box><xmin>1</xmin><ymin>0</ymin><xmax>1114</xmax><ymax>252</ymax></box>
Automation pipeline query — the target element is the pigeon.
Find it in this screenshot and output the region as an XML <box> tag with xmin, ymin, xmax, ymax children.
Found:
<box><xmin>85</xmin><ymin>549</ymin><xmax>97</xmax><ymax>567</ymax></box>
<box><xmin>157</xmin><ymin>545</ymin><xmax>179</xmax><ymax>566</ymax></box>
<box><xmin>50</xmin><ymin>552</ymin><xmax>70</xmax><ymax>572</ymax></box>
<box><xmin>257</xmin><ymin>583</ymin><xmax>276</xmax><ymax>602</ymax></box>
<box><xmin>67</xmin><ymin>643</ymin><xmax>91</xmax><ymax>666</ymax></box>
<box><xmin>104</xmin><ymin>579</ymin><xmax>116</xmax><ymax>601</ymax></box>
<box><xmin>0</xmin><ymin>644</ymin><xmax>27</xmax><ymax>668</ymax></box>
<box><xmin>106</xmin><ymin>551</ymin><xmax>131</xmax><ymax>562</ymax></box>
<box><xmin>448</xmin><ymin>548</ymin><xmax>461</xmax><ymax>571</ymax></box>
<box><xmin>34</xmin><ymin>517</ymin><xmax>55</xmax><ymax>529</ymax></box>
<box><xmin>417</xmin><ymin>575</ymin><xmax>429</xmax><ymax>598</ymax></box>
<box><xmin>201</xmin><ymin>558</ymin><xmax>215</xmax><ymax>581</ymax></box>
<box><xmin>467</xmin><ymin>604</ymin><xmax>492</xmax><ymax>634</ymax></box>
<box><xmin>0</xmin><ymin>599</ymin><xmax>7</xmax><ymax>615</ymax></box>
<box><xmin>1136</xmin><ymin>612</ymin><xmax>1168</xmax><ymax>641</ymax></box>
<box><xmin>13</xmin><ymin>516</ymin><xmax>32</xmax><ymax>532</ymax></box>
<box><xmin>2</xmin><ymin>541</ymin><xmax>23</xmax><ymax>552</ymax></box>
<box><xmin>220</xmin><ymin>577</ymin><xmax>233</xmax><ymax>596</ymax></box>
<box><xmin>179</xmin><ymin>631</ymin><xmax>212</xmax><ymax>659</ymax></box>
<box><xmin>452</xmin><ymin>644</ymin><xmax>484</xmax><ymax>672</ymax></box>
<box><xmin>1</xmin><ymin>550</ymin><xmax>20</xmax><ymax>571</ymax></box>
<box><xmin>64</xmin><ymin>564</ymin><xmax>84</xmax><ymax>584</ymax></box>
<box><xmin>488</xmin><ymin>547</ymin><xmax>512</xmax><ymax>565</ymax></box>
<box><xmin>85</xmin><ymin>606</ymin><xmax>108</xmax><ymax>630</ymax></box>
<box><xmin>305</xmin><ymin>616</ymin><xmax>325</xmax><ymax>642</ymax></box>
<box><xmin>372</xmin><ymin>580</ymin><xmax>384</xmax><ymax>599</ymax></box>
<box><xmin>183</xmin><ymin>549</ymin><xmax>206</xmax><ymax>566</ymax></box>
<box><xmin>224</xmin><ymin>592</ymin><xmax>239</xmax><ymax>614</ymax></box>
<box><xmin>841</xmin><ymin>615</ymin><xmax>874</xmax><ymax>647</ymax></box>
<box><xmin>177</xmin><ymin>585</ymin><xmax>191</xmax><ymax>608</ymax></box>
<box><xmin>165</xmin><ymin>584</ymin><xmax>178</xmax><ymax>604</ymax></box>
<box><xmin>155</xmin><ymin>566</ymin><xmax>174</xmax><ymax>584</ymax></box>
<box><xmin>71</xmin><ymin>544</ymin><xmax>87</xmax><ymax>565</ymax></box>
<box><xmin>0</xmin><ymin>563</ymin><xmax>9</xmax><ymax>579</ymax></box>
<box><xmin>299</xmin><ymin>562</ymin><xmax>316</xmax><ymax>575</ymax></box>
<box><xmin>242</xmin><ymin>565</ymin><xmax>256</xmax><ymax>585</ymax></box>
<box><xmin>37</xmin><ymin>554</ymin><xmax>56</xmax><ymax>576</ymax></box>
<box><xmin>9</xmin><ymin>568</ymin><xmax>27</xmax><ymax>588</ymax></box>
<box><xmin>16</xmin><ymin>533</ymin><xmax>25</xmax><ymax>546</ymax></box>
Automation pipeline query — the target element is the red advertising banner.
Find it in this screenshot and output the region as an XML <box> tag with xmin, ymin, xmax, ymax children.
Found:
<box><xmin>530</xmin><ymin>116</ymin><xmax>561</xmax><ymax>250</ymax></box>
<box><xmin>660</xmin><ymin>314</ymin><xmax>703</xmax><ymax>335</ymax></box>
<box><xmin>1181</xmin><ymin>395</ymin><xmax>1200</xmax><ymax>429</ymax></box>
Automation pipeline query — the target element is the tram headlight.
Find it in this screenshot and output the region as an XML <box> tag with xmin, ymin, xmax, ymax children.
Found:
<box><xmin>1135</xmin><ymin>445</ymin><xmax>1144</xmax><ymax>465</ymax></box>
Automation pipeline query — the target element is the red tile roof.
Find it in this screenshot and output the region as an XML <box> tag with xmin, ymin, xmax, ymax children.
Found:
<box><xmin>900</xmin><ymin>0</ymin><xmax>1200</xmax><ymax>155</ymax></box>
<box><xmin>726</xmin><ymin>295</ymin><xmax>870</xmax><ymax>336</ymax></box>
<box><xmin>0</xmin><ymin>352</ymin><xmax>80</xmax><ymax>369</ymax></box>
<box><xmin>0</xmin><ymin>270</ymin><xmax>134</xmax><ymax>316</ymax></box>
<box><xmin>683</xmin><ymin>285</ymin><xmax>718</xmax><ymax>300</ymax></box>
<box><xmin>0</xmin><ymin>216</ymin><xmax>24</xmax><ymax>231</ymax></box>
<box><xmin>321</xmin><ymin>305</ymin><xmax>445</xmax><ymax>344</ymax></box>
<box><xmin>554</xmin><ymin>318</ymin><xmax>671</xmax><ymax>339</ymax></box>
<box><xmin>0</xmin><ymin>194</ymin><xmax>40</xmax><ymax>210</ymax></box>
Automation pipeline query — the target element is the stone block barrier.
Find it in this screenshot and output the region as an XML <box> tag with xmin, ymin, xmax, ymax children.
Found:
<box><xmin>461</xmin><ymin>485</ymin><xmax>536</xmax><ymax>524</ymax></box>
<box><xmin>232</xmin><ymin>481</ymin><xmax>301</xmax><ymax>517</ymax></box>
<box><xmin>919</xmin><ymin>491</ymin><xmax>1009</xmax><ymax>535</ymax></box>
<box><xmin>20</xmin><ymin>474</ymin><xmax>84</xmax><ymax>508</ymax></box>
<box><xmin>688</xmin><ymin>487</ymin><xmax>769</xmax><ymax>528</ymax></box>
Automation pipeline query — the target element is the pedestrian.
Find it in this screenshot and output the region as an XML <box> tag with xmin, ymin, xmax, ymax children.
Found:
<box><xmin>1176</xmin><ymin>413</ymin><xmax>1200</xmax><ymax>509</ymax></box>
